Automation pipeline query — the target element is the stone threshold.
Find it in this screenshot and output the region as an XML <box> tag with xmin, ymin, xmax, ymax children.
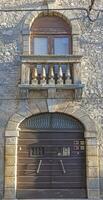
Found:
<box><xmin>9</xmin><ymin>199</ymin><xmax>102</xmax><ymax>200</ymax></box>
<box><xmin>2</xmin><ymin>199</ymin><xmax>102</xmax><ymax>200</ymax></box>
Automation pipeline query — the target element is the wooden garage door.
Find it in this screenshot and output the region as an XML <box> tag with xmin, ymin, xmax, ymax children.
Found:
<box><xmin>17</xmin><ymin>113</ymin><xmax>87</xmax><ymax>199</ymax></box>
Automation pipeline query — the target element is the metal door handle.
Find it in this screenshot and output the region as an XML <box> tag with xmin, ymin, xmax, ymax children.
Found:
<box><xmin>37</xmin><ymin>160</ymin><xmax>42</xmax><ymax>174</ymax></box>
<box><xmin>60</xmin><ymin>159</ymin><xmax>66</xmax><ymax>174</ymax></box>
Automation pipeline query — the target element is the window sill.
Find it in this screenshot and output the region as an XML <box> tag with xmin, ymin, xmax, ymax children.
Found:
<box><xmin>18</xmin><ymin>83</ymin><xmax>84</xmax><ymax>90</ymax></box>
<box><xmin>21</xmin><ymin>54</ymin><xmax>83</xmax><ymax>64</ymax></box>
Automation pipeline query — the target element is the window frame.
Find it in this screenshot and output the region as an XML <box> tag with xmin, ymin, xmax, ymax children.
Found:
<box><xmin>31</xmin><ymin>34</ymin><xmax>72</xmax><ymax>55</ymax></box>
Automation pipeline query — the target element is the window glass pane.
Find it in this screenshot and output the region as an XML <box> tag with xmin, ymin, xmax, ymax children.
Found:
<box><xmin>57</xmin><ymin>147</ymin><xmax>70</xmax><ymax>156</ymax></box>
<box><xmin>34</xmin><ymin>38</ymin><xmax>48</xmax><ymax>55</ymax></box>
<box><xmin>63</xmin><ymin>147</ymin><xmax>70</xmax><ymax>156</ymax></box>
<box><xmin>80</xmin><ymin>146</ymin><xmax>85</xmax><ymax>150</ymax></box>
<box><xmin>54</xmin><ymin>38</ymin><xmax>69</xmax><ymax>55</ymax></box>
<box><xmin>30</xmin><ymin>146</ymin><xmax>45</xmax><ymax>156</ymax></box>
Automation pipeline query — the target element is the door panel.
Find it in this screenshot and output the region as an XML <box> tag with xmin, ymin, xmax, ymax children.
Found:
<box><xmin>17</xmin><ymin>189</ymin><xmax>86</xmax><ymax>199</ymax></box>
<box><xmin>17</xmin><ymin>131</ymin><xmax>87</xmax><ymax>198</ymax></box>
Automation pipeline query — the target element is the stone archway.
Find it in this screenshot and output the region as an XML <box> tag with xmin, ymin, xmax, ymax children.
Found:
<box><xmin>4</xmin><ymin>102</ymin><xmax>100</xmax><ymax>199</ymax></box>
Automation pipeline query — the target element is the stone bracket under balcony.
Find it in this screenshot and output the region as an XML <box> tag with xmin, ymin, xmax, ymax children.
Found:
<box><xmin>19</xmin><ymin>84</ymin><xmax>84</xmax><ymax>100</ymax></box>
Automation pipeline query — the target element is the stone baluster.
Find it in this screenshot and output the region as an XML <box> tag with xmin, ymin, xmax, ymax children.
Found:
<box><xmin>73</xmin><ymin>63</ymin><xmax>81</xmax><ymax>84</ymax></box>
<box><xmin>49</xmin><ymin>64</ymin><xmax>55</xmax><ymax>85</ymax></box>
<box><xmin>65</xmin><ymin>64</ymin><xmax>72</xmax><ymax>84</ymax></box>
<box><xmin>40</xmin><ymin>64</ymin><xmax>46</xmax><ymax>85</ymax></box>
<box><xmin>21</xmin><ymin>64</ymin><xmax>30</xmax><ymax>84</ymax></box>
<box><xmin>31</xmin><ymin>65</ymin><xmax>38</xmax><ymax>85</ymax></box>
<box><xmin>57</xmin><ymin>64</ymin><xmax>63</xmax><ymax>85</ymax></box>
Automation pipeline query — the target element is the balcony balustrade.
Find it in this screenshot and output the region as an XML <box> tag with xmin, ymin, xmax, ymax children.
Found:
<box><xmin>19</xmin><ymin>55</ymin><xmax>84</xmax><ymax>99</ymax></box>
<box><xmin>22</xmin><ymin>63</ymin><xmax>72</xmax><ymax>86</ymax></box>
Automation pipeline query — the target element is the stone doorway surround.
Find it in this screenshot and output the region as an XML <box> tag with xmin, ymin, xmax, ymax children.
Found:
<box><xmin>3</xmin><ymin>99</ymin><xmax>100</xmax><ymax>200</ymax></box>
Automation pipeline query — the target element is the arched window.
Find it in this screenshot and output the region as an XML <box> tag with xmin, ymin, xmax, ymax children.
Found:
<box><xmin>30</xmin><ymin>15</ymin><xmax>72</xmax><ymax>55</ymax></box>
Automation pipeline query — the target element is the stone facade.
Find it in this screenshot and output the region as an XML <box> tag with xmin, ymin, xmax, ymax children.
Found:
<box><xmin>0</xmin><ymin>0</ymin><xmax>103</xmax><ymax>199</ymax></box>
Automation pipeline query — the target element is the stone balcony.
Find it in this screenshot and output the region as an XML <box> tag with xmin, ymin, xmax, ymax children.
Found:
<box><xmin>19</xmin><ymin>55</ymin><xmax>84</xmax><ymax>99</ymax></box>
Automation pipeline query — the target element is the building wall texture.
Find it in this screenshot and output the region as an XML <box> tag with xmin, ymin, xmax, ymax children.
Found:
<box><xmin>0</xmin><ymin>0</ymin><xmax>103</xmax><ymax>199</ymax></box>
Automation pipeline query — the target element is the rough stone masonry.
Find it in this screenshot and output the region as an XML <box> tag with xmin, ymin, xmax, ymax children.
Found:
<box><xmin>0</xmin><ymin>0</ymin><xmax>103</xmax><ymax>199</ymax></box>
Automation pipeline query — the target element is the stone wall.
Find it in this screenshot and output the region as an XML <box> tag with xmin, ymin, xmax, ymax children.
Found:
<box><xmin>0</xmin><ymin>0</ymin><xmax>103</xmax><ymax>199</ymax></box>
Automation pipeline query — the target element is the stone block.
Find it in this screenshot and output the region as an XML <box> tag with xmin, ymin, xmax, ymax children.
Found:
<box><xmin>100</xmin><ymin>178</ymin><xmax>103</xmax><ymax>190</ymax></box>
<box><xmin>5</xmin><ymin>131</ymin><xmax>19</xmax><ymax>137</ymax></box>
<box><xmin>87</xmin><ymin>167</ymin><xmax>99</xmax><ymax>178</ymax></box>
<box><xmin>2</xmin><ymin>199</ymin><xmax>17</xmax><ymax>200</ymax></box>
<box><xmin>0</xmin><ymin>144</ymin><xmax>4</xmax><ymax>155</ymax></box>
<box><xmin>56</xmin><ymin>89</ymin><xmax>74</xmax><ymax>99</ymax></box>
<box><xmin>47</xmin><ymin>99</ymin><xmax>69</xmax><ymax>113</ymax></box>
<box><xmin>80</xmin><ymin>115</ymin><xmax>96</xmax><ymax>133</ymax></box>
<box><xmin>86</xmin><ymin>138</ymin><xmax>97</xmax><ymax>146</ymax></box>
<box><xmin>29</xmin><ymin>90</ymin><xmax>47</xmax><ymax>99</ymax></box>
<box><xmin>85</xmin><ymin>131</ymin><xmax>97</xmax><ymax>138</ymax></box>
<box><xmin>0</xmin><ymin>190</ymin><xmax>3</xmax><ymax>199</ymax></box>
<box><xmin>23</xmin><ymin>44</ymin><xmax>29</xmax><ymax>52</ymax></box>
<box><xmin>48</xmin><ymin>88</ymin><xmax>56</xmax><ymax>98</ymax></box>
<box><xmin>4</xmin><ymin>188</ymin><xmax>16</xmax><ymax>199</ymax></box>
<box><xmin>0</xmin><ymin>163</ymin><xmax>3</xmax><ymax>177</ymax></box>
<box><xmin>72</xmin><ymin>23</ymin><xmax>81</xmax><ymax>34</ymax></box>
<box><xmin>5</xmin><ymin>166</ymin><xmax>15</xmax><ymax>177</ymax></box>
<box><xmin>5</xmin><ymin>177</ymin><xmax>15</xmax><ymax>188</ymax></box>
<box><xmin>87</xmin><ymin>178</ymin><xmax>99</xmax><ymax>189</ymax></box>
<box><xmin>47</xmin><ymin>99</ymin><xmax>59</xmax><ymax>112</ymax></box>
<box><xmin>88</xmin><ymin>189</ymin><xmax>100</xmax><ymax>199</ymax></box>
<box><xmin>5</xmin><ymin>145</ymin><xmax>17</xmax><ymax>156</ymax></box>
<box><xmin>23</xmin><ymin>40</ymin><xmax>29</xmax><ymax>46</ymax></box>
<box><xmin>6</xmin><ymin>137</ymin><xmax>17</xmax><ymax>145</ymax></box>
<box><xmin>24</xmin><ymin>11</ymin><xmax>39</xmax><ymax>26</ymax></box>
<box><xmin>10</xmin><ymin>113</ymin><xmax>25</xmax><ymax>123</ymax></box>
<box><xmin>87</xmin><ymin>146</ymin><xmax>98</xmax><ymax>156</ymax></box>
<box><xmin>5</xmin><ymin>156</ymin><xmax>15</xmax><ymax>166</ymax></box>
<box><xmin>23</xmin><ymin>47</ymin><xmax>29</xmax><ymax>54</ymax></box>
<box><xmin>22</xmin><ymin>35</ymin><xmax>29</xmax><ymax>41</ymax></box>
<box><xmin>99</xmin><ymin>157</ymin><xmax>103</xmax><ymax>165</ymax></box>
<box><xmin>0</xmin><ymin>128</ymin><xmax>4</xmax><ymax>140</ymax></box>
<box><xmin>27</xmin><ymin>99</ymin><xmax>41</xmax><ymax>114</ymax></box>
<box><xmin>34</xmin><ymin>99</ymin><xmax>48</xmax><ymax>113</ymax></box>
<box><xmin>64</xmin><ymin>105</ymin><xmax>75</xmax><ymax>115</ymax></box>
<box><xmin>72</xmin><ymin>109</ymin><xmax>87</xmax><ymax>119</ymax></box>
<box><xmin>17</xmin><ymin>103</ymin><xmax>32</xmax><ymax>118</ymax></box>
<box><xmin>87</xmin><ymin>156</ymin><xmax>98</xmax><ymax>167</ymax></box>
<box><xmin>100</xmin><ymin>165</ymin><xmax>103</xmax><ymax>177</ymax></box>
<box><xmin>6</xmin><ymin>121</ymin><xmax>18</xmax><ymax>131</ymax></box>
